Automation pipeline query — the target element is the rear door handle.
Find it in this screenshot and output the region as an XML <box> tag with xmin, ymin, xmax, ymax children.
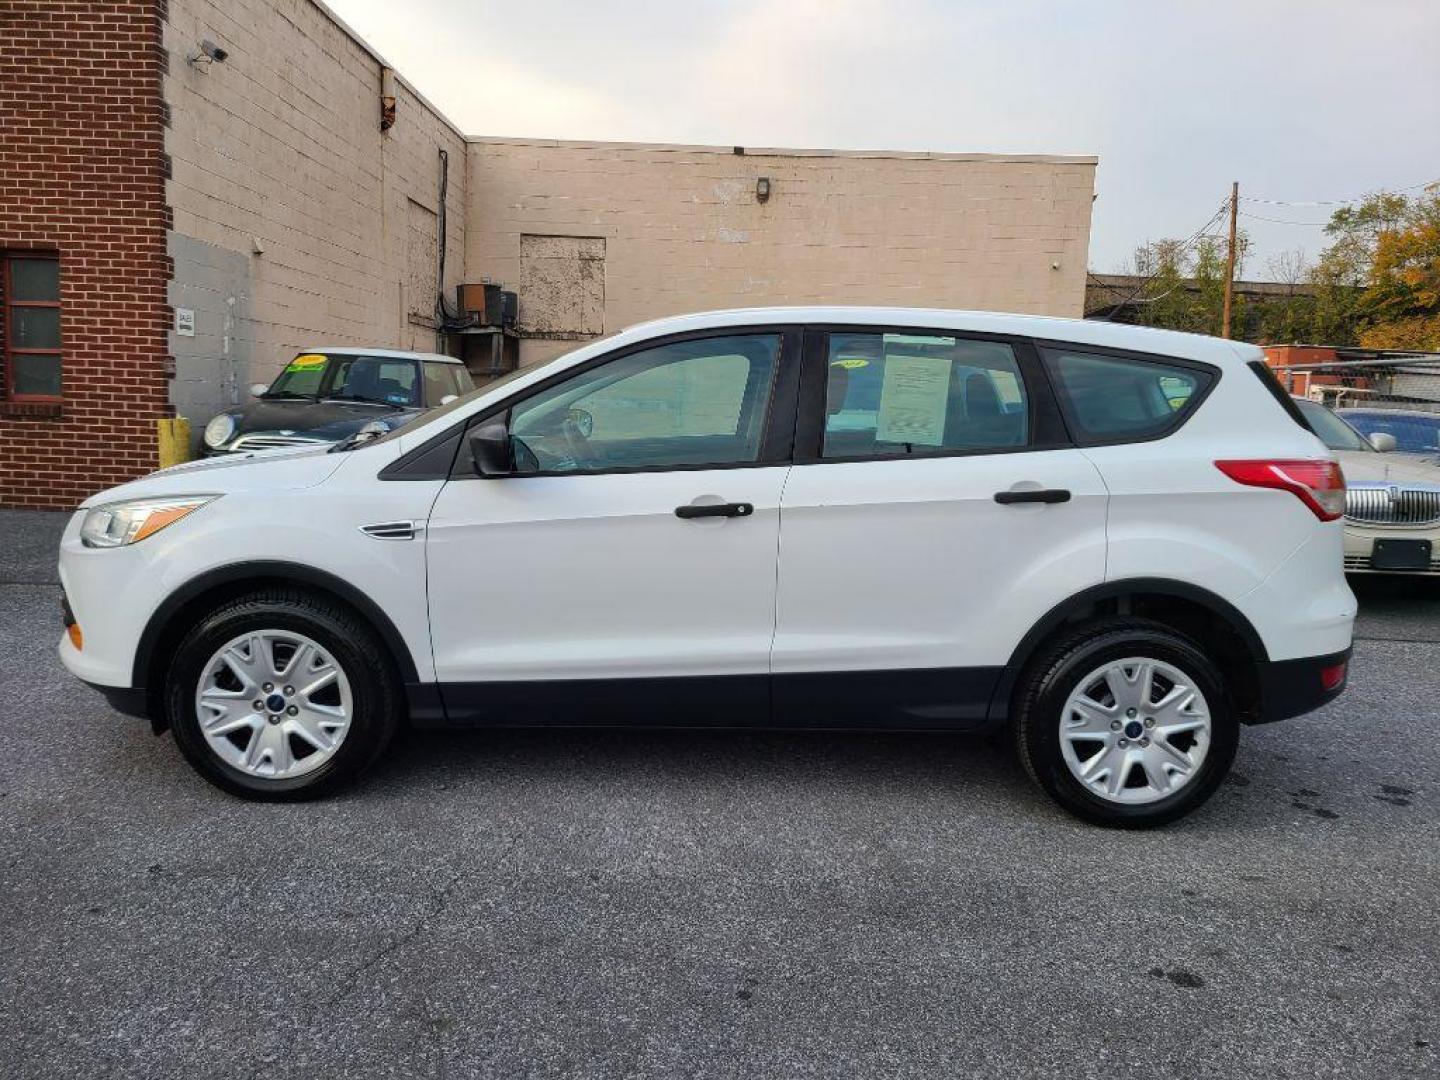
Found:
<box><xmin>994</xmin><ymin>488</ymin><xmax>1071</xmax><ymax>505</ymax></box>
<box><xmin>675</xmin><ymin>502</ymin><xmax>754</xmax><ymax>519</ymax></box>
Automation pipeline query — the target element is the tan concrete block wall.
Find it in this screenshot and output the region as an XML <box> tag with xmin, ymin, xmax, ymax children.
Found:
<box><xmin>163</xmin><ymin>0</ymin><xmax>466</xmax><ymax>417</ymax></box>
<box><xmin>464</xmin><ymin>140</ymin><xmax>1096</xmax><ymax>366</ymax></box>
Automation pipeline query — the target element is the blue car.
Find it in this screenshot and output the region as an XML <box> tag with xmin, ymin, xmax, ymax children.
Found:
<box><xmin>1336</xmin><ymin>408</ymin><xmax>1440</xmax><ymax>463</ymax></box>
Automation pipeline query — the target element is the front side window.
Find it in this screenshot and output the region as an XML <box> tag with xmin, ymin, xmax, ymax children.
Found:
<box><xmin>1043</xmin><ymin>348</ymin><xmax>1212</xmax><ymax>444</ymax></box>
<box><xmin>424</xmin><ymin>362</ymin><xmax>472</xmax><ymax>406</ymax></box>
<box><xmin>821</xmin><ymin>333</ymin><xmax>1029</xmax><ymax>458</ymax></box>
<box><xmin>328</xmin><ymin>356</ymin><xmax>420</xmax><ymax>407</ymax></box>
<box><xmin>423</xmin><ymin>364</ymin><xmax>457</xmax><ymax>406</ymax></box>
<box><xmin>1293</xmin><ymin>397</ymin><xmax>1371</xmax><ymax>452</ymax></box>
<box><xmin>510</xmin><ymin>333</ymin><xmax>781</xmax><ymax>472</ymax></box>
<box><xmin>4</xmin><ymin>253</ymin><xmax>62</xmax><ymax>400</ymax></box>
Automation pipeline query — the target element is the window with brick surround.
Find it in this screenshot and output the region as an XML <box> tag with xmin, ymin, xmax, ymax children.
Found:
<box><xmin>3</xmin><ymin>253</ymin><xmax>62</xmax><ymax>401</ymax></box>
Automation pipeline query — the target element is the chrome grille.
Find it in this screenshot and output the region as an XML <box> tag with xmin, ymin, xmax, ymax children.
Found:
<box><xmin>1345</xmin><ymin>484</ymin><xmax>1440</xmax><ymax>526</ymax></box>
<box><xmin>229</xmin><ymin>433</ymin><xmax>327</xmax><ymax>452</ymax></box>
<box><xmin>1346</xmin><ymin>553</ymin><xmax>1440</xmax><ymax>572</ymax></box>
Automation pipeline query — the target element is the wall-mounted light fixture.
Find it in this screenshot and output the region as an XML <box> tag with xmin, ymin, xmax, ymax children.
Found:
<box><xmin>186</xmin><ymin>39</ymin><xmax>229</xmax><ymax>68</ymax></box>
<box><xmin>756</xmin><ymin>177</ymin><xmax>771</xmax><ymax>204</ymax></box>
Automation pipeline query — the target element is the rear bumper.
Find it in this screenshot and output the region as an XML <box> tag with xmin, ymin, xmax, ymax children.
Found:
<box><xmin>1255</xmin><ymin>646</ymin><xmax>1352</xmax><ymax>724</ymax></box>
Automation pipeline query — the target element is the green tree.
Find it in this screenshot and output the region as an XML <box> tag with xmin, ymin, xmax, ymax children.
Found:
<box><xmin>1128</xmin><ymin>232</ymin><xmax>1248</xmax><ymax>337</ymax></box>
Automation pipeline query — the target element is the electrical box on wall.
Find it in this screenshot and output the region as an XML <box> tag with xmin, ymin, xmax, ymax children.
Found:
<box><xmin>457</xmin><ymin>283</ymin><xmax>517</xmax><ymax>328</ymax></box>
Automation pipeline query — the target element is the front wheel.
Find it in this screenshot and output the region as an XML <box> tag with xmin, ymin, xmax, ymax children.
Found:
<box><xmin>1014</xmin><ymin>618</ymin><xmax>1238</xmax><ymax>828</ymax></box>
<box><xmin>164</xmin><ymin>589</ymin><xmax>402</xmax><ymax>800</ymax></box>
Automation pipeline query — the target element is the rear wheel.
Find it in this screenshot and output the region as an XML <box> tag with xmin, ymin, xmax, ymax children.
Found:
<box><xmin>164</xmin><ymin>589</ymin><xmax>401</xmax><ymax>800</ymax></box>
<box><xmin>1014</xmin><ymin>618</ymin><xmax>1238</xmax><ymax>827</ymax></box>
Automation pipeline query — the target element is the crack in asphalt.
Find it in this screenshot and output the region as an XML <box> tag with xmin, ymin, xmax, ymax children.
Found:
<box><xmin>242</xmin><ymin>834</ymin><xmax>521</xmax><ymax>1080</ymax></box>
<box><xmin>324</xmin><ymin>834</ymin><xmax>521</xmax><ymax>1011</ymax></box>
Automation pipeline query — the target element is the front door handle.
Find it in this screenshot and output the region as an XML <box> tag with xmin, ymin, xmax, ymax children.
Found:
<box><xmin>675</xmin><ymin>502</ymin><xmax>754</xmax><ymax>520</ymax></box>
<box><xmin>994</xmin><ymin>488</ymin><xmax>1071</xmax><ymax>505</ymax></box>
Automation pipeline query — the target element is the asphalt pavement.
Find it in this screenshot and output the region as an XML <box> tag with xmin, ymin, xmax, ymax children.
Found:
<box><xmin>1</xmin><ymin>508</ymin><xmax>1437</xmax><ymax>1079</ymax></box>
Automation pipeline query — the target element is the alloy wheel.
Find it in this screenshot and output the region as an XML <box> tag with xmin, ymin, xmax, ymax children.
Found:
<box><xmin>1058</xmin><ymin>656</ymin><xmax>1212</xmax><ymax>805</ymax></box>
<box><xmin>194</xmin><ymin>630</ymin><xmax>353</xmax><ymax>780</ymax></box>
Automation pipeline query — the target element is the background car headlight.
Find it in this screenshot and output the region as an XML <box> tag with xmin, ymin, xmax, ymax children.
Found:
<box><xmin>203</xmin><ymin>413</ymin><xmax>237</xmax><ymax>449</ymax></box>
<box><xmin>80</xmin><ymin>496</ymin><xmax>218</xmax><ymax>548</ymax></box>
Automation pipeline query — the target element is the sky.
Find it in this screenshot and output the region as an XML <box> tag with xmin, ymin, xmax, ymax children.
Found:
<box><xmin>326</xmin><ymin>0</ymin><xmax>1440</xmax><ymax>276</ymax></box>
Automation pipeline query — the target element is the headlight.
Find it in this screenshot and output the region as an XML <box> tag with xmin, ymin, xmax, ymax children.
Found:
<box><xmin>80</xmin><ymin>496</ymin><xmax>218</xmax><ymax>548</ymax></box>
<box><xmin>203</xmin><ymin>413</ymin><xmax>237</xmax><ymax>449</ymax></box>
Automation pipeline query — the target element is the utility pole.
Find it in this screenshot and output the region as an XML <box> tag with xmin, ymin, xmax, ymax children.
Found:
<box><xmin>1221</xmin><ymin>181</ymin><xmax>1239</xmax><ymax>338</ymax></box>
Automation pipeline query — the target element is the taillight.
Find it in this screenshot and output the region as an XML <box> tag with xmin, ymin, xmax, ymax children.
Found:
<box><xmin>1214</xmin><ymin>459</ymin><xmax>1347</xmax><ymax>521</ymax></box>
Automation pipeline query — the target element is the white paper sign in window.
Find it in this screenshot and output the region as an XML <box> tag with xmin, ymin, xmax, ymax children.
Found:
<box><xmin>875</xmin><ymin>353</ymin><xmax>951</xmax><ymax>446</ymax></box>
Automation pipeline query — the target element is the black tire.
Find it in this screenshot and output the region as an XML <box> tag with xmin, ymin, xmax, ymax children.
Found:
<box><xmin>1013</xmin><ymin>617</ymin><xmax>1239</xmax><ymax>828</ymax></box>
<box><xmin>164</xmin><ymin>588</ymin><xmax>402</xmax><ymax>801</ymax></box>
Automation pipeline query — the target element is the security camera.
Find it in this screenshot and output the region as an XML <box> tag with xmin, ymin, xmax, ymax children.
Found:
<box><xmin>188</xmin><ymin>39</ymin><xmax>228</xmax><ymax>67</ymax></box>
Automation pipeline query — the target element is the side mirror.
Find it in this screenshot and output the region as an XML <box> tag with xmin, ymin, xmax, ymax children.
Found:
<box><xmin>468</xmin><ymin>419</ymin><xmax>514</xmax><ymax>477</ymax></box>
<box><xmin>1369</xmin><ymin>432</ymin><xmax>1397</xmax><ymax>453</ymax></box>
<box><xmin>249</xmin><ymin>383</ymin><xmax>269</xmax><ymax>398</ymax></box>
<box><xmin>439</xmin><ymin>394</ymin><xmax>458</xmax><ymax>406</ymax></box>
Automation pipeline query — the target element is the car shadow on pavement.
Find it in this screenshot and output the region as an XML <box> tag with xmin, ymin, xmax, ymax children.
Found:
<box><xmin>367</xmin><ymin>722</ymin><xmax>1040</xmax><ymax>809</ymax></box>
<box><xmin>1348</xmin><ymin>572</ymin><xmax>1440</xmax><ymax>642</ymax></box>
<box><xmin>347</xmin><ymin>722</ymin><xmax>1272</xmax><ymax>834</ymax></box>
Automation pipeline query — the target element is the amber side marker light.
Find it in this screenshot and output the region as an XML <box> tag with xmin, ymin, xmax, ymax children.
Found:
<box><xmin>67</xmin><ymin>623</ymin><xmax>84</xmax><ymax>651</ymax></box>
<box><xmin>131</xmin><ymin>504</ymin><xmax>199</xmax><ymax>543</ymax></box>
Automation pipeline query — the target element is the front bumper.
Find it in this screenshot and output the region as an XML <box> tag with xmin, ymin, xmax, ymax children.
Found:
<box><xmin>1255</xmin><ymin>646</ymin><xmax>1352</xmax><ymax>724</ymax></box>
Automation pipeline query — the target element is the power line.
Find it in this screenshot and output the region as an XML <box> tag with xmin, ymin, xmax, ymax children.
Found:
<box><xmin>1241</xmin><ymin>177</ymin><xmax>1439</xmax><ymax>208</ymax></box>
<box><xmin>1239</xmin><ymin>210</ymin><xmax>1331</xmax><ymax>227</ymax></box>
<box><xmin>1095</xmin><ymin>200</ymin><xmax>1230</xmax><ymax>319</ymax></box>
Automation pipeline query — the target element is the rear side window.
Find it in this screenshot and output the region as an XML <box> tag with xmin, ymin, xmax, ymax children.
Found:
<box><xmin>1042</xmin><ymin>348</ymin><xmax>1213</xmax><ymax>444</ymax></box>
<box><xmin>821</xmin><ymin>333</ymin><xmax>1030</xmax><ymax>458</ymax></box>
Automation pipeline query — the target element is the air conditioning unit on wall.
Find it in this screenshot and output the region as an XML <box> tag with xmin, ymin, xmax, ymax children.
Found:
<box><xmin>457</xmin><ymin>283</ymin><xmax>517</xmax><ymax>328</ymax></box>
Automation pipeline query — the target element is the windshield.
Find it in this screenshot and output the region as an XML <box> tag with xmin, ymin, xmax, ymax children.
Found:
<box><xmin>327</xmin><ymin>356</ymin><xmax>420</xmax><ymax>406</ymax></box>
<box><xmin>266</xmin><ymin>353</ymin><xmax>330</xmax><ymax>397</ymax></box>
<box><xmin>1294</xmin><ymin>397</ymin><xmax>1371</xmax><ymax>452</ymax></box>
<box><xmin>366</xmin><ymin>360</ymin><xmax>552</xmax><ymax>446</ymax></box>
<box><xmin>265</xmin><ymin>353</ymin><xmax>424</xmax><ymax>407</ymax></box>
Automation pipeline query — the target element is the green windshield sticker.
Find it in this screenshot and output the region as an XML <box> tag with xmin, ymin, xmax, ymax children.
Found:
<box><xmin>286</xmin><ymin>353</ymin><xmax>327</xmax><ymax>372</ymax></box>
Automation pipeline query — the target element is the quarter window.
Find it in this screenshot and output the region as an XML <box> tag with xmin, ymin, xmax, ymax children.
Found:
<box><xmin>510</xmin><ymin>333</ymin><xmax>781</xmax><ymax>472</ymax></box>
<box><xmin>3</xmin><ymin>253</ymin><xmax>62</xmax><ymax>400</ymax></box>
<box><xmin>1043</xmin><ymin>348</ymin><xmax>1212</xmax><ymax>443</ymax></box>
<box><xmin>821</xmin><ymin>333</ymin><xmax>1030</xmax><ymax>458</ymax></box>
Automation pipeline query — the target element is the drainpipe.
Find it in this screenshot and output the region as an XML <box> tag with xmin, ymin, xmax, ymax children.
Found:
<box><xmin>380</xmin><ymin>67</ymin><xmax>396</xmax><ymax>131</ymax></box>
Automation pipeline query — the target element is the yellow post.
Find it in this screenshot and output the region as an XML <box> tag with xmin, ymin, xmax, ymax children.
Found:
<box><xmin>156</xmin><ymin>417</ymin><xmax>192</xmax><ymax>469</ymax></box>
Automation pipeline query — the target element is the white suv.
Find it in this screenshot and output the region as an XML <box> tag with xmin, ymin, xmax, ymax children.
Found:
<box><xmin>58</xmin><ymin>308</ymin><xmax>1356</xmax><ymax>826</ymax></box>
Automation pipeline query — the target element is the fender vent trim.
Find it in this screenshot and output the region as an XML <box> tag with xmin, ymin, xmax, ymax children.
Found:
<box><xmin>360</xmin><ymin>520</ymin><xmax>423</xmax><ymax>541</ymax></box>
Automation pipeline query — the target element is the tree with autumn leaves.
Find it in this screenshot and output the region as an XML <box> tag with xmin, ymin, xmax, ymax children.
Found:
<box><xmin>1352</xmin><ymin>190</ymin><xmax>1440</xmax><ymax>349</ymax></box>
<box><xmin>1123</xmin><ymin>186</ymin><xmax>1440</xmax><ymax>348</ymax></box>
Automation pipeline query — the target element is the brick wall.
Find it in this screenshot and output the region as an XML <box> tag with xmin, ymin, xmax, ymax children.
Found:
<box><xmin>0</xmin><ymin>0</ymin><xmax>170</xmax><ymax>508</ymax></box>
<box><xmin>466</xmin><ymin>140</ymin><xmax>1097</xmax><ymax>366</ymax></box>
